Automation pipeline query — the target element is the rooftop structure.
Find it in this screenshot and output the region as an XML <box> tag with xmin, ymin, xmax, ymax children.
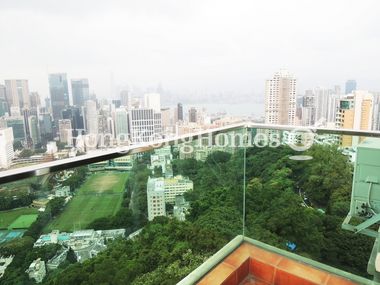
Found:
<box><xmin>164</xmin><ymin>175</ymin><xmax>193</xmax><ymax>204</ymax></box>
<box><xmin>34</xmin><ymin>229</ymin><xmax>125</xmax><ymax>262</ymax></box>
<box><xmin>0</xmin><ymin>255</ymin><xmax>14</xmax><ymax>279</ymax></box>
<box><xmin>47</xmin><ymin>248</ymin><xmax>68</xmax><ymax>270</ymax></box>
<box><xmin>26</xmin><ymin>258</ymin><xmax>46</xmax><ymax>283</ymax></box>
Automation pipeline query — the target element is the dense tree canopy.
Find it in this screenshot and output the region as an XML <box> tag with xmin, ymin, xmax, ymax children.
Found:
<box><xmin>1</xmin><ymin>144</ymin><xmax>373</xmax><ymax>284</ymax></box>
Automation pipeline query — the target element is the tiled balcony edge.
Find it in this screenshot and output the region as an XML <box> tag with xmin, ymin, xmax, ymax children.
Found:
<box><xmin>242</xmin><ymin>236</ymin><xmax>372</xmax><ymax>285</ymax></box>
<box><xmin>177</xmin><ymin>235</ymin><xmax>244</xmax><ymax>285</ymax></box>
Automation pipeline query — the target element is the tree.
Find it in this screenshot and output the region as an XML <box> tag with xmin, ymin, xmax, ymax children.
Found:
<box><xmin>66</xmin><ymin>248</ymin><xmax>77</xmax><ymax>264</ymax></box>
<box><xmin>18</xmin><ymin>149</ymin><xmax>34</xmax><ymax>158</ymax></box>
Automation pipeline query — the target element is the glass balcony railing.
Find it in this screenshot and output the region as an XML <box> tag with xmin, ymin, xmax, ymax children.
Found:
<box><xmin>0</xmin><ymin>124</ymin><xmax>380</xmax><ymax>285</ymax></box>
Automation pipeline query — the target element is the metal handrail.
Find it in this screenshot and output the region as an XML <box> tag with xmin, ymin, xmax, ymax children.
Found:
<box><xmin>1</xmin><ymin>122</ymin><xmax>380</xmax><ymax>184</ymax></box>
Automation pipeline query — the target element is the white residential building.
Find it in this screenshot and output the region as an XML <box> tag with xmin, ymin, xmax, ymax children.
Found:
<box><xmin>0</xmin><ymin>128</ymin><xmax>14</xmax><ymax>169</ymax></box>
<box><xmin>58</xmin><ymin>119</ymin><xmax>72</xmax><ymax>144</ymax></box>
<box><xmin>164</xmin><ymin>175</ymin><xmax>193</xmax><ymax>204</ymax></box>
<box><xmin>85</xmin><ymin>100</ymin><xmax>98</xmax><ymax>135</ymax></box>
<box><xmin>147</xmin><ymin>177</ymin><xmax>166</xmax><ymax>221</ymax></box>
<box><xmin>0</xmin><ymin>255</ymin><xmax>14</xmax><ymax>279</ymax></box>
<box><xmin>46</xmin><ymin>141</ymin><xmax>58</xmax><ymax>154</ymax></box>
<box><xmin>55</xmin><ymin>186</ymin><xmax>71</xmax><ymax>197</ymax></box>
<box><xmin>265</xmin><ymin>70</ymin><xmax>297</xmax><ymax>125</ymax></box>
<box><xmin>26</xmin><ymin>258</ymin><xmax>46</xmax><ymax>283</ymax></box>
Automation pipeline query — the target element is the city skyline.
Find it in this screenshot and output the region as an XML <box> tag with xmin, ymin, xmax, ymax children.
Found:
<box><xmin>0</xmin><ymin>0</ymin><xmax>380</xmax><ymax>99</ymax></box>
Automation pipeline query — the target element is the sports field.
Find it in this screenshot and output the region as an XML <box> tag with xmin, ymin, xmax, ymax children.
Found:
<box><xmin>45</xmin><ymin>172</ymin><xmax>128</xmax><ymax>232</ymax></box>
<box><xmin>0</xmin><ymin>208</ymin><xmax>39</xmax><ymax>229</ymax></box>
<box><xmin>8</xmin><ymin>214</ymin><xmax>38</xmax><ymax>229</ymax></box>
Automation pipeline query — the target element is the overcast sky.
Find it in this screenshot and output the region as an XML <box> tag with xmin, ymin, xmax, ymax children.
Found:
<box><xmin>0</xmin><ymin>0</ymin><xmax>379</xmax><ymax>100</ymax></box>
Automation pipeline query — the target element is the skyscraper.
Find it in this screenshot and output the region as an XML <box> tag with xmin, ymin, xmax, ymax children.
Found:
<box><xmin>29</xmin><ymin>92</ymin><xmax>41</xmax><ymax>108</ymax></box>
<box><xmin>335</xmin><ymin>90</ymin><xmax>373</xmax><ymax>147</ymax></box>
<box><xmin>176</xmin><ymin>103</ymin><xmax>183</xmax><ymax>122</ymax></box>
<box><xmin>265</xmin><ymin>70</ymin><xmax>297</xmax><ymax>125</ymax></box>
<box><xmin>144</xmin><ymin>93</ymin><xmax>161</xmax><ymax>112</ymax></box>
<box><xmin>71</xmin><ymin>79</ymin><xmax>89</xmax><ymax>107</ymax></box>
<box><xmin>5</xmin><ymin>117</ymin><xmax>25</xmax><ymax>142</ymax></box>
<box><xmin>62</xmin><ymin>107</ymin><xmax>85</xmax><ymax>138</ymax></box>
<box><xmin>49</xmin><ymin>73</ymin><xmax>69</xmax><ymax>121</ymax></box>
<box><xmin>129</xmin><ymin>108</ymin><xmax>155</xmax><ymax>143</ymax></box>
<box><xmin>115</xmin><ymin>108</ymin><xmax>129</xmax><ymax>138</ymax></box>
<box><xmin>188</xmin><ymin>107</ymin><xmax>197</xmax><ymax>123</ymax></box>
<box><xmin>4</xmin><ymin>79</ymin><xmax>30</xmax><ymax>112</ymax></box>
<box><xmin>120</xmin><ymin>90</ymin><xmax>131</xmax><ymax>109</ymax></box>
<box><xmin>0</xmin><ymin>85</ymin><xmax>8</xmax><ymax>116</ymax></box>
<box><xmin>28</xmin><ymin>116</ymin><xmax>40</xmax><ymax>146</ymax></box>
<box><xmin>84</xmin><ymin>100</ymin><xmax>98</xmax><ymax>135</ymax></box>
<box><xmin>58</xmin><ymin>119</ymin><xmax>72</xmax><ymax>144</ymax></box>
<box><xmin>345</xmin><ymin>80</ymin><xmax>357</xmax><ymax>94</ymax></box>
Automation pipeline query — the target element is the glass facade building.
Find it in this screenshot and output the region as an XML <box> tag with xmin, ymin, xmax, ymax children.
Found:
<box><xmin>48</xmin><ymin>73</ymin><xmax>69</xmax><ymax>122</ymax></box>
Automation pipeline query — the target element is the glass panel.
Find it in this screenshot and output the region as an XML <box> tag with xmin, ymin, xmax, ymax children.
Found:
<box><xmin>0</xmin><ymin>130</ymin><xmax>245</xmax><ymax>284</ymax></box>
<box><xmin>243</xmin><ymin>128</ymin><xmax>375</xmax><ymax>278</ymax></box>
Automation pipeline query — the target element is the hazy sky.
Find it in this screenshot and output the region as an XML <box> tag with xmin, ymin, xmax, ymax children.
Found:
<box><xmin>0</xmin><ymin>0</ymin><xmax>379</xmax><ymax>100</ymax></box>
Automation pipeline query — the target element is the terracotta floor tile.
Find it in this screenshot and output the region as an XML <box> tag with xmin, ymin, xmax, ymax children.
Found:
<box><xmin>276</xmin><ymin>258</ymin><xmax>329</xmax><ymax>284</ymax></box>
<box><xmin>198</xmin><ymin>262</ymin><xmax>236</xmax><ymax>285</ymax></box>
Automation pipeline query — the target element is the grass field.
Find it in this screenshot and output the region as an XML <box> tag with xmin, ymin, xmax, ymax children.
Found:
<box><xmin>0</xmin><ymin>208</ymin><xmax>39</xmax><ymax>229</ymax></box>
<box><xmin>8</xmin><ymin>214</ymin><xmax>38</xmax><ymax>229</ymax></box>
<box><xmin>45</xmin><ymin>172</ymin><xmax>128</xmax><ymax>232</ymax></box>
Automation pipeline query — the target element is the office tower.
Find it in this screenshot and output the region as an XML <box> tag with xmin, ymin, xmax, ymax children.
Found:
<box><xmin>22</xmin><ymin>109</ymin><xmax>35</xmax><ymax>148</ymax></box>
<box><xmin>0</xmin><ymin>85</ymin><xmax>8</xmax><ymax>116</ymax></box>
<box><xmin>5</xmin><ymin>117</ymin><xmax>25</xmax><ymax>142</ymax></box>
<box><xmin>39</xmin><ymin>113</ymin><xmax>53</xmax><ymax>141</ymax></box>
<box><xmin>112</xmin><ymin>99</ymin><xmax>121</xmax><ymax>109</ymax></box>
<box><xmin>107</xmin><ymin>117</ymin><xmax>115</xmax><ymax>138</ymax></box>
<box><xmin>97</xmin><ymin>113</ymin><xmax>109</xmax><ymax>135</ymax></box>
<box><xmin>0</xmin><ymin>127</ymin><xmax>14</xmax><ymax>169</ymax></box>
<box><xmin>44</xmin><ymin>98</ymin><xmax>51</xmax><ymax>112</ymax></box>
<box><xmin>9</xmin><ymin>106</ymin><xmax>21</xmax><ymax>117</ymax></box>
<box><xmin>161</xmin><ymin>108</ymin><xmax>172</xmax><ymax>133</ymax></box>
<box><xmin>115</xmin><ymin>108</ymin><xmax>129</xmax><ymax>138</ymax></box>
<box><xmin>147</xmin><ymin>177</ymin><xmax>166</xmax><ymax>221</ymax></box>
<box><xmin>144</xmin><ymin>93</ymin><xmax>161</xmax><ymax>112</ymax></box>
<box><xmin>345</xmin><ymin>80</ymin><xmax>357</xmax><ymax>94</ymax></box>
<box><xmin>120</xmin><ymin>90</ymin><xmax>131</xmax><ymax>109</ymax></box>
<box><xmin>4</xmin><ymin>79</ymin><xmax>30</xmax><ymax>112</ymax></box>
<box><xmin>58</xmin><ymin>119</ymin><xmax>72</xmax><ymax>144</ymax></box>
<box><xmin>188</xmin><ymin>107</ymin><xmax>197</xmax><ymax>123</ymax></box>
<box><xmin>177</xmin><ymin>103</ymin><xmax>183</xmax><ymax>121</ymax></box>
<box><xmin>335</xmin><ymin>91</ymin><xmax>373</xmax><ymax>147</ymax></box>
<box><xmin>84</xmin><ymin>100</ymin><xmax>98</xmax><ymax>135</ymax></box>
<box><xmin>28</xmin><ymin>116</ymin><xmax>40</xmax><ymax>146</ymax></box>
<box><xmin>71</xmin><ymin>79</ymin><xmax>89</xmax><ymax>107</ymax></box>
<box><xmin>48</xmin><ymin>73</ymin><xmax>69</xmax><ymax>121</ymax></box>
<box><xmin>264</xmin><ymin>70</ymin><xmax>297</xmax><ymax>125</ymax></box>
<box><xmin>154</xmin><ymin>112</ymin><xmax>162</xmax><ymax>137</ymax></box>
<box><xmin>301</xmin><ymin>90</ymin><xmax>315</xmax><ymax>126</ymax></box>
<box><xmin>314</xmin><ymin>88</ymin><xmax>331</xmax><ymax>124</ymax></box>
<box><xmin>129</xmin><ymin>108</ymin><xmax>155</xmax><ymax>143</ymax></box>
<box><xmin>62</xmin><ymin>107</ymin><xmax>85</xmax><ymax>135</ymax></box>
<box><xmin>30</xmin><ymin>92</ymin><xmax>41</xmax><ymax>108</ymax></box>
